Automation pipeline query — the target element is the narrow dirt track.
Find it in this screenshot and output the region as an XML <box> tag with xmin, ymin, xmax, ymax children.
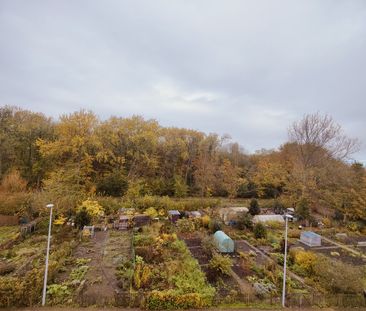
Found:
<box><xmin>72</xmin><ymin>230</ymin><xmax>132</xmax><ymax>306</ymax></box>
<box><xmin>321</xmin><ymin>236</ymin><xmax>366</xmax><ymax>259</ymax></box>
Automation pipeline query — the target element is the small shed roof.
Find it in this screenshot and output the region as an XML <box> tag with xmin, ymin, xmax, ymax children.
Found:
<box><xmin>301</xmin><ymin>231</ymin><xmax>321</xmax><ymax>238</ymax></box>
<box><xmin>227</xmin><ymin>206</ymin><xmax>249</xmax><ymax>212</ymax></box>
<box><xmin>133</xmin><ymin>214</ymin><xmax>151</xmax><ymax>220</ymax></box>
<box><xmin>220</xmin><ymin>207</ymin><xmax>249</xmax><ymax>214</ymax></box>
<box><xmin>168</xmin><ymin>210</ymin><xmax>181</xmax><ymax>215</ymax></box>
<box><xmin>190</xmin><ymin>211</ymin><xmax>202</xmax><ymax>217</ymax></box>
<box><xmin>253</xmin><ymin>214</ymin><xmax>285</xmax><ymax>223</ymax></box>
<box><xmin>119</xmin><ymin>216</ymin><xmax>129</xmax><ymax>221</ymax></box>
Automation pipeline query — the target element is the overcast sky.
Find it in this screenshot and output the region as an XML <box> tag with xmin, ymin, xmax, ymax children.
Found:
<box><xmin>1</xmin><ymin>1</ymin><xmax>365</xmax><ymax>162</ymax></box>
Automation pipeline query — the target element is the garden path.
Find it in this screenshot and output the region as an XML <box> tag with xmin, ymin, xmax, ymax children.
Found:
<box><xmin>321</xmin><ymin>236</ymin><xmax>366</xmax><ymax>259</ymax></box>
<box><xmin>73</xmin><ymin>230</ymin><xmax>132</xmax><ymax>306</ymax></box>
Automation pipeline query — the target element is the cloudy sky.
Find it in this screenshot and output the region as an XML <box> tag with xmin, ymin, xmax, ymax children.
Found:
<box><xmin>1</xmin><ymin>1</ymin><xmax>365</xmax><ymax>161</ymax></box>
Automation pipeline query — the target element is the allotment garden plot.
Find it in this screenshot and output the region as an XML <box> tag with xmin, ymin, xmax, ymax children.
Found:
<box><xmin>50</xmin><ymin>230</ymin><xmax>132</xmax><ymax>306</ymax></box>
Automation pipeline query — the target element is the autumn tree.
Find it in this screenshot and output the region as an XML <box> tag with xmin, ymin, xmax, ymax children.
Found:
<box><xmin>0</xmin><ymin>106</ymin><xmax>53</xmax><ymax>187</ymax></box>
<box><xmin>37</xmin><ymin>110</ymin><xmax>100</xmax><ymax>205</ymax></box>
<box><xmin>252</xmin><ymin>153</ymin><xmax>288</xmax><ymax>198</ymax></box>
<box><xmin>286</xmin><ymin>113</ymin><xmax>361</xmax><ymax>214</ymax></box>
<box><xmin>217</xmin><ymin>159</ymin><xmax>242</xmax><ymax>198</ymax></box>
<box><xmin>194</xmin><ymin>134</ymin><xmax>221</xmax><ymax>196</ymax></box>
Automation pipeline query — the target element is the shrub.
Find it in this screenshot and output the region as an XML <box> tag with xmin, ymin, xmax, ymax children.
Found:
<box><xmin>296</xmin><ymin>198</ymin><xmax>310</xmax><ymax>220</ymax></box>
<box><xmin>176</xmin><ymin>218</ymin><xmax>196</xmax><ymax>233</ymax></box>
<box><xmin>313</xmin><ymin>255</ymin><xmax>364</xmax><ymax>294</ymax></box>
<box><xmin>273</xmin><ymin>200</ymin><xmax>285</xmax><ymax>214</ymax></box>
<box><xmin>201</xmin><ymin>215</ymin><xmax>210</xmax><ymax>228</ymax></box>
<box><xmin>97</xmin><ymin>196</ymin><xmax>123</xmax><ymax>215</ymax></box>
<box><xmin>322</xmin><ymin>217</ymin><xmax>332</xmax><ymax>228</ymax></box>
<box><xmin>208</xmin><ymin>253</ymin><xmax>232</xmax><ymax>276</ymax></box>
<box><xmin>249</xmin><ymin>199</ymin><xmax>260</xmax><ymax>215</ymax></box>
<box><xmin>208</xmin><ymin>219</ymin><xmax>222</xmax><ymax>233</ymax></box>
<box><xmin>74</xmin><ymin>208</ymin><xmax>91</xmax><ymax>229</ymax></box>
<box><xmin>134</xmin><ymin>256</ymin><xmax>152</xmax><ymax>289</ymax></box>
<box><xmin>266</xmin><ymin>220</ymin><xmax>283</xmax><ymax>230</ymax></box>
<box><xmin>144</xmin><ymin>207</ymin><xmax>158</xmax><ymax>218</ymax></box>
<box><xmin>145</xmin><ymin>290</ymin><xmax>211</xmax><ymax>310</ymax></box>
<box><xmin>293</xmin><ymin>250</ymin><xmax>317</xmax><ymax>276</ymax></box>
<box><xmin>96</xmin><ymin>170</ymin><xmax>128</xmax><ymax>197</ymax></box>
<box><xmin>0</xmin><ymin>192</ymin><xmax>31</xmax><ymax>216</ymax></box>
<box><xmin>77</xmin><ymin>199</ymin><xmax>104</xmax><ymax>219</ymax></box>
<box><xmin>333</xmin><ymin>209</ymin><xmax>344</xmax><ymax>221</ymax></box>
<box><xmin>236</xmin><ymin>213</ymin><xmax>253</xmax><ymax>230</ymax></box>
<box><xmin>159</xmin><ymin>222</ymin><xmax>174</xmax><ymax>234</ymax></box>
<box><xmin>0</xmin><ymin>170</ymin><xmax>27</xmax><ymax>193</ymax></box>
<box><xmin>254</xmin><ymin>223</ymin><xmax>267</xmax><ymax>239</ymax></box>
<box><xmin>201</xmin><ymin>236</ymin><xmax>215</xmax><ymax>256</ymax></box>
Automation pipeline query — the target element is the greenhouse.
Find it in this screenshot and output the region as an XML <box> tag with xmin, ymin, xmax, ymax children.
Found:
<box><xmin>252</xmin><ymin>214</ymin><xmax>285</xmax><ymax>224</ymax></box>
<box><xmin>300</xmin><ymin>231</ymin><xmax>321</xmax><ymax>247</ymax></box>
<box><xmin>219</xmin><ymin>207</ymin><xmax>249</xmax><ymax>225</ymax></box>
<box><xmin>213</xmin><ymin>230</ymin><xmax>235</xmax><ymax>253</ymax></box>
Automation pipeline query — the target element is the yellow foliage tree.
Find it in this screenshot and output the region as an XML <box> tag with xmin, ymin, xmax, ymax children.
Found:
<box><xmin>53</xmin><ymin>214</ymin><xmax>67</xmax><ymax>225</ymax></box>
<box><xmin>294</xmin><ymin>250</ymin><xmax>318</xmax><ymax>275</ymax></box>
<box><xmin>252</xmin><ymin>156</ymin><xmax>288</xmax><ymax>198</ymax></box>
<box><xmin>77</xmin><ymin>199</ymin><xmax>104</xmax><ymax>220</ymax></box>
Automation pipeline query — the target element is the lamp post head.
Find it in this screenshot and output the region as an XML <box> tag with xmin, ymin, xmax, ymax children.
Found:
<box><xmin>284</xmin><ymin>214</ymin><xmax>293</xmax><ymax>219</ymax></box>
<box><xmin>46</xmin><ymin>204</ymin><xmax>54</xmax><ymax>209</ymax></box>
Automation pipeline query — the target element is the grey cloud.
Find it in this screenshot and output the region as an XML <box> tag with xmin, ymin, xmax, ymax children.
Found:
<box><xmin>0</xmin><ymin>0</ymin><xmax>365</xmax><ymax>162</ymax></box>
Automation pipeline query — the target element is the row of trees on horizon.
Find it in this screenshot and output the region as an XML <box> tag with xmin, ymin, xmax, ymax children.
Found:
<box><xmin>0</xmin><ymin>105</ymin><xmax>365</xmax><ymax>222</ymax></box>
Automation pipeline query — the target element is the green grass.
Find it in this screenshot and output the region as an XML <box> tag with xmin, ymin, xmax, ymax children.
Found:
<box><xmin>0</xmin><ymin>225</ymin><xmax>19</xmax><ymax>245</ymax></box>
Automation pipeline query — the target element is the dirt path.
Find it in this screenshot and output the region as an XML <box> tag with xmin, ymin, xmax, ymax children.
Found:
<box><xmin>321</xmin><ymin>236</ymin><xmax>366</xmax><ymax>259</ymax></box>
<box><xmin>73</xmin><ymin>230</ymin><xmax>132</xmax><ymax>306</ymax></box>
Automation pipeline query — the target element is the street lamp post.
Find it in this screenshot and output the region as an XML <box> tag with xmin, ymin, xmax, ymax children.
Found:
<box><xmin>282</xmin><ymin>214</ymin><xmax>293</xmax><ymax>308</ymax></box>
<box><xmin>42</xmin><ymin>203</ymin><xmax>54</xmax><ymax>306</ymax></box>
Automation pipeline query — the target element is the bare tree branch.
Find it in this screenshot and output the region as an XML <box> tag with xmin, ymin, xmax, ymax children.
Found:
<box><xmin>288</xmin><ymin>113</ymin><xmax>360</xmax><ymax>168</ymax></box>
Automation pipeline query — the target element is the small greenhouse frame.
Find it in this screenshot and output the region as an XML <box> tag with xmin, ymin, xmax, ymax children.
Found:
<box><xmin>213</xmin><ymin>230</ymin><xmax>235</xmax><ymax>253</ymax></box>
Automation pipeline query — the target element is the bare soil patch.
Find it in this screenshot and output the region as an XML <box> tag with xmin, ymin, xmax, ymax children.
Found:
<box><xmin>70</xmin><ymin>230</ymin><xmax>132</xmax><ymax>306</ymax></box>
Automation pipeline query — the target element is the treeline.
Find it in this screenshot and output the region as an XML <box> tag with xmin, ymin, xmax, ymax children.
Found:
<box><xmin>0</xmin><ymin>106</ymin><xmax>365</xmax><ymax>223</ymax></box>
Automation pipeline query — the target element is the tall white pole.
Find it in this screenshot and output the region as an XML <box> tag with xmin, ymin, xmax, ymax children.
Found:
<box><xmin>42</xmin><ymin>204</ymin><xmax>53</xmax><ymax>306</ymax></box>
<box><xmin>282</xmin><ymin>216</ymin><xmax>289</xmax><ymax>307</ymax></box>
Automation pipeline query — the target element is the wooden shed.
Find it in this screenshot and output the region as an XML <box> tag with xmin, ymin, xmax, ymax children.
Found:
<box><xmin>168</xmin><ymin>210</ymin><xmax>181</xmax><ymax>223</ymax></box>
<box><xmin>114</xmin><ymin>215</ymin><xmax>130</xmax><ymax>230</ymax></box>
<box><xmin>219</xmin><ymin>207</ymin><xmax>249</xmax><ymax>225</ymax></box>
<box><xmin>133</xmin><ymin>214</ymin><xmax>151</xmax><ymax>227</ymax></box>
<box><xmin>20</xmin><ymin>220</ymin><xmax>37</xmax><ymax>236</ymax></box>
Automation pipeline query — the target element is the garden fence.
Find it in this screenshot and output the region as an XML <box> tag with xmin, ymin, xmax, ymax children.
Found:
<box><xmin>286</xmin><ymin>293</ymin><xmax>366</xmax><ymax>308</ymax></box>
